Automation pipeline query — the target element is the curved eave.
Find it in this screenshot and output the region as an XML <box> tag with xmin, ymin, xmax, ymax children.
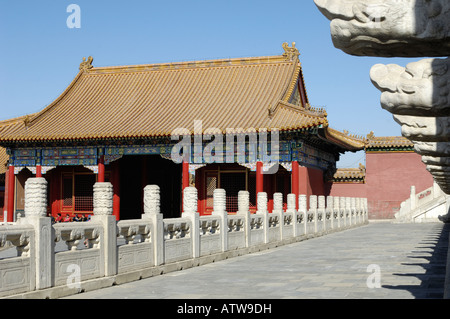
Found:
<box><xmin>0</xmin><ymin>49</ymin><xmax>329</xmax><ymax>145</ymax></box>
<box><xmin>0</xmin><ymin>121</ymin><xmax>328</xmax><ymax>145</ymax></box>
<box><xmin>319</xmin><ymin>127</ymin><xmax>366</xmax><ymax>152</ymax></box>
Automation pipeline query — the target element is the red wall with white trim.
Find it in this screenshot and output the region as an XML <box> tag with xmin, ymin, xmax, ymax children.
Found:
<box><xmin>328</xmin><ymin>151</ymin><xmax>434</xmax><ymax>219</ymax></box>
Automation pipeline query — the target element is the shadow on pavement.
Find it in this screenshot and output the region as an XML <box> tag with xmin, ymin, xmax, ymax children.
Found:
<box><xmin>382</xmin><ymin>223</ymin><xmax>449</xmax><ymax>299</ymax></box>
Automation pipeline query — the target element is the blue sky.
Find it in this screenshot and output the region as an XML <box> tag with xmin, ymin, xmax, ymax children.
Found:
<box><xmin>0</xmin><ymin>1</ymin><xmax>414</xmax><ymax>167</ymax></box>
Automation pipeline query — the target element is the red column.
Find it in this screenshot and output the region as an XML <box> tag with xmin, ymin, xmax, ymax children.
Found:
<box><xmin>291</xmin><ymin>161</ymin><xmax>299</xmax><ymax>209</ymax></box>
<box><xmin>182</xmin><ymin>161</ymin><xmax>189</xmax><ymax>213</ymax></box>
<box><xmin>98</xmin><ymin>155</ymin><xmax>105</xmax><ymax>183</ymax></box>
<box><xmin>50</xmin><ymin>170</ymin><xmax>61</xmax><ymax>218</ymax></box>
<box><xmin>256</xmin><ymin>161</ymin><xmax>263</xmax><ymax>194</ymax></box>
<box><xmin>112</xmin><ymin>161</ymin><xmax>121</xmax><ymax>221</ymax></box>
<box><xmin>3</xmin><ymin>169</ymin><xmax>8</xmax><ymax>222</ymax></box>
<box><xmin>182</xmin><ymin>161</ymin><xmax>189</xmax><ymax>190</ymax></box>
<box><xmin>36</xmin><ymin>165</ymin><xmax>42</xmax><ymax>178</ymax></box>
<box><xmin>7</xmin><ymin>165</ymin><xmax>15</xmax><ymax>223</ymax></box>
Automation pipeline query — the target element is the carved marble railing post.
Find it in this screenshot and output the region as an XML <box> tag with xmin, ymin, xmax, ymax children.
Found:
<box><xmin>91</xmin><ymin>182</ymin><xmax>117</xmax><ymax>276</ymax></box>
<box><xmin>356</xmin><ymin>198</ymin><xmax>362</xmax><ymax>225</ymax></box>
<box><xmin>410</xmin><ymin>186</ymin><xmax>417</xmax><ymax>210</ymax></box>
<box><xmin>363</xmin><ymin>198</ymin><xmax>367</xmax><ymax>223</ymax></box>
<box><xmin>18</xmin><ymin>177</ymin><xmax>53</xmax><ymax>290</ymax></box>
<box><xmin>142</xmin><ymin>185</ymin><xmax>164</xmax><ymax>266</ymax></box>
<box><xmin>237</xmin><ymin>190</ymin><xmax>251</xmax><ymax>247</ymax></box>
<box><xmin>309</xmin><ymin>195</ymin><xmax>318</xmax><ymax>234</ymax></box>
<box><xmin>183</xmin><ymin>187</ymin><xmax>200</xmax><ymax>258</ymax></box>
<box><xmin>355</xmin><ymin>197</ymin><xmax>360</xmax><ymax>225</ymax></box>
<box><xmin>299</xmin><ymin>194</ymin><xmax>308</xmax><ymax>235</ymax></box>
<box><xmin>350</xmin><ymin>197</ymin><xmax>356</xmax><ymax>226</ymax></box>
<box><xmin>24</xmin><ymin>177</ymin><xmax>48</xmax><ymax>217</ymax></box>
<box><xmin>273</xmin><ymin>193</ymin><xmax>283</xmax><ymax>213</ymax></box>
<box><xmin>273</xmin><ymin>192</ymin><xmax>284</xmax><ymax>240</ymax></box>
<box><xmin>345</xmin><ymin>197</ymin><xmax>352</xmax><ymax>227</ymax></box>
<box><xmin>286</xmin><ymin>193</ymin><xmax>298</xmax><ymax>237</ymax></box>
<box><xmin>256</xmin><ymin>192</ymin><xmax>269</xmax><ymax>243</ymax></box>
<box><xmin>356</xmin><ymin>197</ymin><xmax>361</xmax><ymax>224</ymax></box>
<box><xmin>340</xmin><ymin>197</ymin><xmax>347</xmax><ymax>228</ymax></box>
<box><xmin>318</xmin><ymin>195</ymin><xmax>326</xmax><ymax>233</ymax></box>
<box><xmin>212</xmin><ymin>188</ymin><xmax>227</xmax><ymax>252</ymax></box>
<box><xmin>333</xmin><ymin>196</ymin><xmax>340</xmax><ymax>229</ymax></box>
<box><xmin>326</xmin><ymin>196</ymin><xmax>334</xmax><ymax>230</ymax></box>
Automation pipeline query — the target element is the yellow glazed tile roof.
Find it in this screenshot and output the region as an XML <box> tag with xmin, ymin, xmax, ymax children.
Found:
<box><xmin>0</xmin><ymin>117</ymin><xmax>23</xmax><ymax>174</ymax></box>
<box><xmin>321</xmin><ymin>127</ymin><xmax>367</xmax><ymax>152</ymax></box>
<box><xmin>333</xmin><ymin>163</ymin><xmax>366</xmax><ymax>182</ymax></box>
<box><xmin>0</xmin><ymin>147</ymin><xmax>8</xmax><ymax>175</ymax></box>
<box><xmin>0</xmin><ymin>44</ymin><xmax>329</xmax><ymax>143</ymax></box>
<box><xmin>366</xmin><ymin>132</ymin><xmax>414</xmax><ymax>150</ymax></box>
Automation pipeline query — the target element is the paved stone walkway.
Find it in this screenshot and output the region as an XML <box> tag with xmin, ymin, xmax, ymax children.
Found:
<box><xmin>64</xmin><ymin>221</ymin><xmax>449</xmax><ymax>299</ymax></box>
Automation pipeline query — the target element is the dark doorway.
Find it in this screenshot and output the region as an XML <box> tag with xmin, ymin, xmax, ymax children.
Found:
<box><xmin>119</xmin><ymin>155</ymin><xmax>182</xmax><ymax>220</ymax></box>
<box><xmin>220</xmin><ymin>172</ymin><xmax>246</xmax><ymax>213</ymax></box>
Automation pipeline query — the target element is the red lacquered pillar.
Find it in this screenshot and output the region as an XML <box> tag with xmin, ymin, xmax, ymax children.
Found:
<box><xmin>256</xmin><ymin>161</ymin><xmax>263</xmax><ymax>194</ymax></box>
<box><xmin>7</xmin><ymin>165</ymin><xmax>15</xmax><ymax>223</ymax></box>
<box><xmin>112</xmin><ymin>161</ymin><xmax>121</xmax><ymax>221</ymax></box>
<box><xmin>291</xmin><ymin>161</ymin><xmax>299</xmax><ymax>210</ymax></box>
<box><xmin>36</xmin><ymin>165</ymin><xmax>42</xmax><ymax>178</ymax></box>
<box><xmin>3</xmin><ymin>169</ymin><xmax>8</xmax><ymax>222</ymax></box>
<box><xmin>182</xmin><ymin>161</ymin><xmax>190</xmax><ymax>213</ymax></box>
<box><xmin>98</xmin><ymin>155</ymin><xmax>105</xmax><ymax>183</ymax></box>
<box><xmin>182</xmin><ymin>161</ymin><xmax>190</xmax><ymax>191</ymax></box>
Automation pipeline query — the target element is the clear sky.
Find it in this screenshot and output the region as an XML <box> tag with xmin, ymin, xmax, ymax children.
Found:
<box><xmin>0</xmin><ymin>0</ymin><xmax>415</xmax><ymax>167</ymax></box>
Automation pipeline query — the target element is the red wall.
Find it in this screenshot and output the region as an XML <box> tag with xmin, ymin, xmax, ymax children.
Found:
<box><xmin>326</xmin><ymin>182</ymin><xmax>366</xmax><ymax>198</ymax></box>
<box><xmin>365</xmin><ymin>151</ymin><xmax>433</xmax><ymax>219</ymax></box>
<box><xmin>329</xmin><ymin>151</ymin><xmax>434</xmax><ymax>219</ymax></box>
<box><xmin>299</xmin><ymin>166</ymin><xmax>325</xmax><ymax>199</ymax></box>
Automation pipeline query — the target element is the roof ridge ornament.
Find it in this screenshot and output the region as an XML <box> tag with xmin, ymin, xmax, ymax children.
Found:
<box><xmin>79</xmin><ymin>56</ymin><xmax>94</xmax><ymax>71</ymax></box>
<box><xmin>366</xmin><ymin>131</ymin><xmax>375</xmax><ymax>140</ymax></box>
<box><xmin>23</xmin><ymin>115</ymin><xmax>31</xmax><ymax>127</ymax></box>
<box><xmin>282</xmin><ymin>42</ymin><xmax>300</xmax><ymax>61</ymax></box>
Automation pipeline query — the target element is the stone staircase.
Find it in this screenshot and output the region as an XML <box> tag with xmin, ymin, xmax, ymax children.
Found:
<box><xmin>395</xmin><ymin>183</ymin><xmax>450</xmax><ymax>223</ymax></box>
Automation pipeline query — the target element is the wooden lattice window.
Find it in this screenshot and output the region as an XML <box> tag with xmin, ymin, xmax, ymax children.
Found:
<box><xmin>62</xmin><ymin>176</ymin><xmax>73</xmax><ymax>208</ymax></box>
<box><xmin>206</xmin><ymin>174</ymin><xmax>217</xmax><ymax>209</ymax></box>
<box><xmin>74</xmin><ymin>174</ymin><xmax>96</xmax><ymax>212</ymax></box>
<box><xmin>61</xmin><ymin>172</ymin><xmax>96</xmax><ymax>213</ymax></box>
<box><xmin>203</xmin><ymin>167</ymin><xmax>249</xmax><ymax>214</ymax></box>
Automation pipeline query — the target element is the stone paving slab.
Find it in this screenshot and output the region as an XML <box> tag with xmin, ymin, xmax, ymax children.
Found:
<box><xmin>64</xmin><ymin>221</ymin><xmax>449</xmax><ymax>299</ymax></box>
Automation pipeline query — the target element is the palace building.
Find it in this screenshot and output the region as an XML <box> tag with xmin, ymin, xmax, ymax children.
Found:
<box><xmin>0</xmin><ymin>43</ymin><xmax>367</xmax><ymax>222</ymax></box>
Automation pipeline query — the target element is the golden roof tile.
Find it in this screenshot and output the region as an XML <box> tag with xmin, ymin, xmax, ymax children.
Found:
<box><xmin>321</xmin><ymin>127</ymin><xmax>367</xmax><ymax>151</ymax></box>
<box><xmin>365</xmin><ymin>132</ymin><xmax>414</xmax><ymax>150</ymax></box>
<box><xmin>333</xmin><ymin>163</ymin><xmax>366</xmax><ymax>182</ymax></box>
<box><xmin>0</xmin><ymin>147</ymin><xmax>8</xmax><ymax>175</ymax></box>
<box><xmin>0</xmin><ymin>44</ymin><xmax>329</xmax><ymax>143</ymax></box>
